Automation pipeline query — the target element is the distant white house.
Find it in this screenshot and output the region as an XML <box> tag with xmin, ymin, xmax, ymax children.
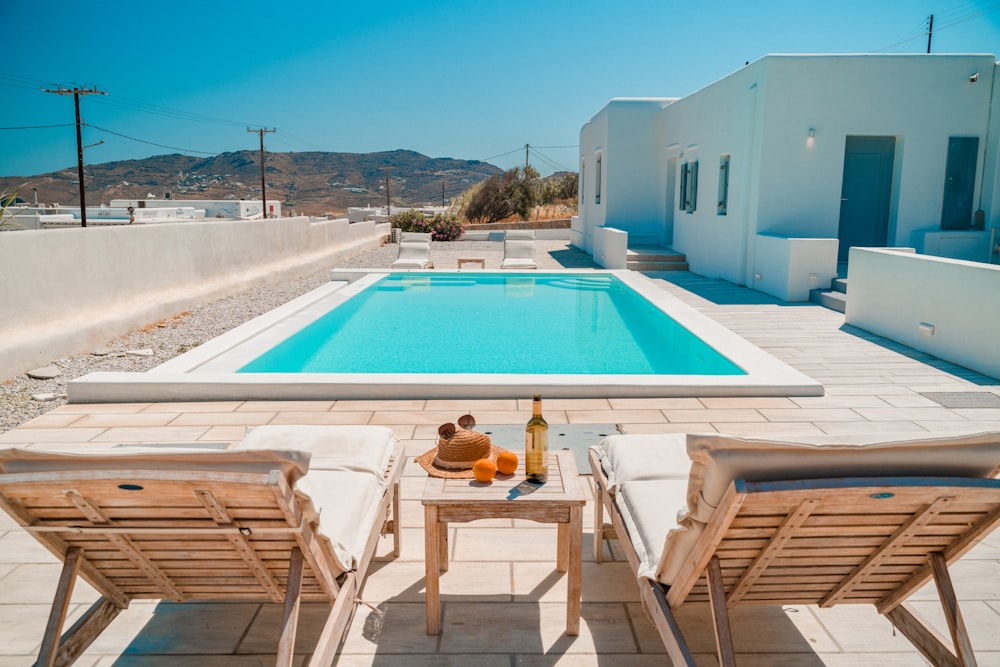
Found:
<box><xmin>576</xmin><ymin>54</ymin><xmax>1000</xmax><ymax>300</ymax></box>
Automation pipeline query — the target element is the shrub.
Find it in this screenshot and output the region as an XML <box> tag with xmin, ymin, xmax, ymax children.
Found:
<box><xmin>462</xmin><ymin>168</ymin><xmax>538</xmax><ymax>224</ymax></box>
<box><xmin>389</xmin><ymin>209</ymin><xmax>464</xmax><ymax>241</ymax></box>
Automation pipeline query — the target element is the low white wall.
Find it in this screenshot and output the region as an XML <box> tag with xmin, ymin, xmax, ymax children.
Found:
<box><xmin>593</xmin><ymin>226</ymin><xmax>628</xmax><ymax>269</ymax></box>
<box><xmin>922</xmin><ymin>230</ymin><xmax>990</xmax><ymax>262</ymax></box>
<box><xmin>0</xmin><ymin>218</ymin><xmax>388</xmax><ymax>379</ymax></box>
<box><xmin>752</xmin><ymin>235</ymin><xmax>839</xmax><ymax>302</ymax></box>
<box><xmin>845</xmin><ymin>248</ymin><xmax>1000</xmax><ymax>379</ymax></box>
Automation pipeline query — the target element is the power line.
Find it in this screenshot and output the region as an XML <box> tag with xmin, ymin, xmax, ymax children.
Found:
<box><xmin>875</xmin><ymin>1</ymin><xmax>1000</xmax><ymax>52</ymax></box>
<box><xmin>85</xmin><ymin>124</ymin><xmax>217</xmax><ymax>155</ymax></box>
<box><xmin>0</xmin><ymin>123</ymin><xmax>75</xmax><ymax>130</ymax></box>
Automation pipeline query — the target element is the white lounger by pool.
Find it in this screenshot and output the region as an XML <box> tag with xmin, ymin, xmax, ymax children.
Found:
<box><xmin>0</xmin><ymin>425</ymin><xmax>404</xmax><ymax>667</ymax></box>
<box><xmin>590</xmin><ymin>431</ymin><xmax>1000</xmax><ymax>666</ymax></box>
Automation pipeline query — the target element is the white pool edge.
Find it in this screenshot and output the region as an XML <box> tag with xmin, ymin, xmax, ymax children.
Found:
<box><xmin>68</xmin><ymin>269</ymin><xmax>824</xmax><ymax>402</ymax></box>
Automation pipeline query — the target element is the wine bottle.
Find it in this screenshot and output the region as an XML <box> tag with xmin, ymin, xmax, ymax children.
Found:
<box><xmin>524</xmin><ymin>394</ymin><xmax>548</xmax><ymax>484</ymax></box>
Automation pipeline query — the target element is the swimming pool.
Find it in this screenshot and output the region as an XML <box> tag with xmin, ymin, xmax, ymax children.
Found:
<box><xmin>239</xmin><ymin>273</ymin><xmax>746</xmax><ymax>376</ymax></box>
<box><xmin>68</xmin><ymin>270</ymin><xmax>823</xmax><ymax>401</ymax></box>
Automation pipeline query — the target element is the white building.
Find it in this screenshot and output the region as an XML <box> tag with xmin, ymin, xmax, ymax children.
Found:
<box><xmin>577</xmin><ymin>54</ymin><xmax>1000</xmax><ymax>300</ymax></box>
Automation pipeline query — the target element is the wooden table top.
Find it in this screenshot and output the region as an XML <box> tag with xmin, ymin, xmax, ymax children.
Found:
<box><xmin>421</xmin><ymin>449</ymin><xmax>586</xmax><ymax>507</ymax></box>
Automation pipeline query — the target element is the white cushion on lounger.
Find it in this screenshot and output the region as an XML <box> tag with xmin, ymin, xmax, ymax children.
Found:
<box><xmin>238</xmin><ymin>425</ymin><xmax>396</xmax><ymax>478</ymax></box>
<box><xmin>593</xmin><ymin>433</ymin><xmax>691</xmax><ymax>493</ymax></box>
<box><xmin>298</xmin><ymin>470</ymin><xmax>384</xmax><ymax>573</ymax></box>
<box><xmin>684</xmin><ymin>431</ymin><xmax>1000</xmax><ymax>523</ymax></box>
<box><xmin>615</xmin><ymin>478</ymin><xmax>696</xmax><ymax>583</ymax></box>
<box><xmin>0</xmin><ymin>446</ymin><xmax>310</xmax><ymax>481</ymax></box>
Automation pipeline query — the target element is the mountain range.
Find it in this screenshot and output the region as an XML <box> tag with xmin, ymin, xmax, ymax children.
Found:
<box><xmin>0</xmin><ymin>150</ymin><xmax>504</xmax><ymax>216</ymax></box>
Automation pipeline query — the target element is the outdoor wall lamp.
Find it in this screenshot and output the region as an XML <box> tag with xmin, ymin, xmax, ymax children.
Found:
<box><xmin>970</xmin><ymin>72</ymin><xmax>980</xmax><ymax>83</ymax></box>
<box><xmin>808</xmin><ymin>128</ymin><xmax>815</xmax><ymax>138</ymax></box>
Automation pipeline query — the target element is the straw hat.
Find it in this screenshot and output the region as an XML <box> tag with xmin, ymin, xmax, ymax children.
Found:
<box><xmin>416</xmin><ymin>417</ymin><xmax>507</xmax><ymax>479</ymax></box>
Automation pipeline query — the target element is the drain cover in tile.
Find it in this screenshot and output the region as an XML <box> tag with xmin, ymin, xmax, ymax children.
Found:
<box><xmin>477</xmin><ymin>423</ymin><xmax>620</xmax><ymax>473</ymax></box>
<box><xmin>919</xmin><ymin>392</ymin><xmax>1000</xmax><ymax>409</ymax></box>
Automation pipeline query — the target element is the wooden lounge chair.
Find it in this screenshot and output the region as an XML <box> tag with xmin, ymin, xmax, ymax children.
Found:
<box><xmin>391</xmin><ymin>231</ymin><xmax>433</xmax><ymax>268</ymax></box>
<box><xmin>500</xmin><ymin>229</ymin><xmax>537</xmax><ymax>269</ymax></box>
<box><xmin>0</xmin><ymin>425</ymin><xmax>404</xmax><ymax>667</ymax></box>
<box><xmin>589</xmin><ymin>432</ymin><xmax>1000</xmax><ymax>667</ymax></box>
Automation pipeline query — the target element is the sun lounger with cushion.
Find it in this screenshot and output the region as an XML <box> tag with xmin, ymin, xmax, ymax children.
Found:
<box><xmin>500</xmin><ymin>229</ymin><xmax>537</xmax><ymax>269</ymax></box>
<box><xmin>391</xmin><ymin>231</ymin><xmax>433</xmax><ymax>268</ymax></box>
<box><xmin>589</xmin><ymin>432</ymin><xmax>1000</xmax><ymax>667</ymax></box>
<box><xmin>0</xmin><ymin>424</ymin><xmax>403</xmax><ymax>667</ymax></box>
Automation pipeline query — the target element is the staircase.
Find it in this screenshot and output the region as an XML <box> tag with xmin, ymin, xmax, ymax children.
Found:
<box><xmin>810</xmin><ymin>276</ymin><xmax>848</xmax><ymax>313</ymax></box>
<box><xmin>626</xmin><ymin>246</ymin><xmax>688</xmax><ymax>271</ymax></box>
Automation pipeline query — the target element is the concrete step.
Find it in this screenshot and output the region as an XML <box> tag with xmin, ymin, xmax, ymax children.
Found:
<box><xmin>626</xmin><ymin>251</ymin><xmax>687</xmax><ymax>263</ymax></box>
<box><xmin>832</xmin><ymin>278</ymin><xmax>848</xmax><ymax>294</ymax></box>
<box><xmin>626</xmin><ymin>260</ymin><xmax>690</xmax><ymax>271</ymax></box>
<box><xmin>626</xmin><ymin>246</ymin><xmax>687</xmax><ymax>272</ymax></box>
<box><xmin>810</xmin><ymin>289</ymin><xmax>847</xmax><ymax>313</ymax></box>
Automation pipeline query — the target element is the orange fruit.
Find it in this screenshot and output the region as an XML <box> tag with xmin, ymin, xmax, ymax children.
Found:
<box><xmin>496</xmin><ymin>450</ymin><xmax>518</xmax><ymax>475</ymax></box>
<box><xmin>472</xmin><ymin>458</ymin><xmax>497</xmax><ymax>483</ymax></box>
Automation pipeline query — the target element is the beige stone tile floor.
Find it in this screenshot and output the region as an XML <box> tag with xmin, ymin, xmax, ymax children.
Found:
<box><xmin>2</xmin><ymin>251</ymin><xmax>1000</xmax><ymax>665</ymax></box>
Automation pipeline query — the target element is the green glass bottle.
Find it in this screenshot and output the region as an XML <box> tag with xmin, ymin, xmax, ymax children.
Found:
<box><xmin>524</xmin><ymin>394</ymin><xmax>548</xmax><ymax>484</ymax></box>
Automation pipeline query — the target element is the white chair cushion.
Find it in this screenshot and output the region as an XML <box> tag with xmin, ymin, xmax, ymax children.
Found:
<box><xmin>615</xmin><ymin>479</ymin><xmax>694</xmax><ymax>583</ymax></box>
<box><xmin>0</xmin><ymin>446</ymin><xmax>310</xmax><ymax>482</ymax></box>
<box><xmin>237</xmin><ymin>425</ymin><xmax>397</xmax><ymax>478</ymax></box>
<box><xmin>684</xmin><ymin>431</ymin><xmax>1000</xmax><ymax>523</ymax></box>
<box><xmin>592</xmin><ymin>434</ymin><xmax>691</xmax><ymax>493</ymax></box>
<box><xmin>503</xmin><ymin>239</ymin><xmax>536</xmax><ymax>260</ymax></box>
<box><xmin>297</xmin><ymin>469</ymin><xmax>383</xmax><ymax>574</ymax></box>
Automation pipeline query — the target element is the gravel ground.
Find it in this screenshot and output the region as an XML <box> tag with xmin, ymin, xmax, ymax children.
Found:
<box><xmin>0</xmin><ymin>240</ymin><xmax>420</xmax><ymax>433</ymax></box>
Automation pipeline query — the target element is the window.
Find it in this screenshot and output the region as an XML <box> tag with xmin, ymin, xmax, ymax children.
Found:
<box><xmin>717</xmin><ymin>154</ymin><xmax>730</xmax><ymax>215</ymax></box>
<box><xmin>595</xmin><ymin>153</ymin><xmax>602</xmax><ymax>205</ymax></box>
<box><xmin>680</xmin><ymin>160</ymin><xmax>698</xmax><ymax>213</ymax></box>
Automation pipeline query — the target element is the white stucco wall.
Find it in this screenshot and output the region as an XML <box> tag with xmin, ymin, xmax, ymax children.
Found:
<box><xmin>0</xmin><ymin>218</ymin><xmax>387</xmax><ymax>378</ymax></box>
<box><xmin>660</xmin><ymin>63</ymin><xmax>764</xmax><ymax>285</ymax></box>
<box><xmin>845</xmin><ymin>247</ymin><xmax>1000</xmax><ymax>380</ymax></box>
<box><xmin>578</xmin><ymin>99</ymin><xmax>674</xmax><ymax>253</ymax></box>
<box><xmin>755</xmin><ymin>55</ymin><xmax>994</xmax><ymax>244</ymax></box>
<box><xmin>580</xmin><ymin>54</ymin><xmax>1000</xmax><ymax>289</ymax></box>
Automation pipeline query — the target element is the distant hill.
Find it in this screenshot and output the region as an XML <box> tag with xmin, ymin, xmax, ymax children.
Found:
<box><xmin>0</xmin><ymin>150</ymin><xmax>504</xmax><ymax>216</ymax></box>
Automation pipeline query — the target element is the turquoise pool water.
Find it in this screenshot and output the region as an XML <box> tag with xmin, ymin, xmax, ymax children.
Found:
<box><xmin>240</xmin><ymin>273</ymin><xmax>745</xmax><ymax>376</ymax></box>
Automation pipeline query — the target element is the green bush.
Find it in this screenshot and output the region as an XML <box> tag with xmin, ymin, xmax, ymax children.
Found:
<box><xmin>462</xmin><ymin>167</ymin><xmax>538</xmax><ymax>224</ymax></box>
<box><xmin>389</xmin><ymin>210</ymin><xmax>464</xmax><ymax>241</ymax></box>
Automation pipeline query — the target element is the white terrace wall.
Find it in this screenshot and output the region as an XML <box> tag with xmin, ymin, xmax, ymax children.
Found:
<box><xmin>754</xmin><ymin>55</ymin><xmax>994</xmax><ymax>249</ymax></box>
<box><xmin>0</xmin><ymin>217</ymin><xmax>388</xmax><ymax>379</ymax></box>
<box><xmin>662</xmin><ymin>54</ymin><xmax>996</xmax><ymax>287</ymax></box>
<box><xmin>845</xmin><ymin>247</ymin><xmax>1000</xmax><ymax>380</ymax></box>
<box><xmin>578</xmin><ymin>99</ymin><xmax>673</xmax><ymax>254</ymax></box>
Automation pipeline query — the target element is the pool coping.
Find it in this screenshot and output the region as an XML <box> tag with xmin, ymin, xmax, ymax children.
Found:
<box><xmin>68</xmin><ymin>269</ymin><xmax>824</xmax><ymax>402</ymax></box>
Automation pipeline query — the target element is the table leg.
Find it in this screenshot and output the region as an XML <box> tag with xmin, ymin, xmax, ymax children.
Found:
<box><xmin>424</xmin><ymin>505</ymin><xmax>441</xmax><ymax>634</ymax></box>
<box><xmin>566</xmin><ymin>507</ymin><xmax>583</xmax><ymax>636</ymax></box>
<box><xmin>557</xmin><ymin>522</ymin><xmax>568</xmax><ymax>572</ymax></box>
<box><xmin>440</xmin><ymin>520</ymin><xmax>450</xmax><ymax>572</ymax></box>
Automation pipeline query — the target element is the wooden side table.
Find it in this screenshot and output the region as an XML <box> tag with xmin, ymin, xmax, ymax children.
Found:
<box><xmin>422</xmin><ymin>450</ymin><xmax>586</xmax><ymax>635</ymax></box>
<box><xmin>457</xmin><ymin>257</ymin><xmax>485</xmax><ymax>269</ymax></box>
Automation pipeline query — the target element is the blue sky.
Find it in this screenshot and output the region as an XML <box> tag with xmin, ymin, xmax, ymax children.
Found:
<box><xmin>3</xmin><ymin>0</ymin><xmax>1000</xmax><ymax>178</ymax></box>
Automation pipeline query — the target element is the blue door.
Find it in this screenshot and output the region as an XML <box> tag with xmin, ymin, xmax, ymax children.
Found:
<box><xmin>837</xmin><ymin>136</ymin><xmax>895</xmax><ymax>264</ymax></box>
<box><xmin>941</xmin><ymin>136</ymin><xmax>978</xmax><ymax>230</ymax></box>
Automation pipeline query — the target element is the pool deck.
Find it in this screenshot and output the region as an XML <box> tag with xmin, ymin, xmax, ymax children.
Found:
<box><xmin>2</xmin><ymin>241</ymin><xmax>1000</xmax><ymax>665</ymax></box>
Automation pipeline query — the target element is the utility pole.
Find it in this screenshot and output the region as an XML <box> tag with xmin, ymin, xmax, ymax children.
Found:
<box><xmin>441</xmin><ymin>179</ymin><xmax>445</xmax><ymax>207</ymax></box>
<box><xmin>44</xmin><ymin>86</ymin><xmax>106</xmax><ymax>228</ymax></box>
<box><xmin>524</xmin><ymin>143</ymin><xmax>530</xmax><ymax>172</ymax></box>
<box><xmin>927</xmin><ymin>14</ymin><xmax>934</xmax><ymax>54</ymax></box>
<box><xmin>247</xmin><ymin>128</ymin><xmax>275</xmax><ymax>218</ymax></box>
<box><xmin>384</xmin><ymin>167</ymin><xmax>392</xmax><ymax>218</ymax></box>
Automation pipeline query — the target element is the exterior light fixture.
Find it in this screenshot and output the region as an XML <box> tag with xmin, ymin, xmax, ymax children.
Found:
<box><xmin>808</xmin><ymin>128</ymin><xmax>816</xmax><ymax>138</ymax></box>
<box><xmin>970</xmin><ymin>72</ymin><xmax>980</xmax><ymax>83</ymax></box>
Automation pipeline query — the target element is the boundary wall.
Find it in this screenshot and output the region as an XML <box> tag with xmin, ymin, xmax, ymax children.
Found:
<box><xmin>0</xmin><ymin>217</ymin><xmax>388</xmax><ymax>379</ymax></box>
<box><xmin>845</xmin><ymin>247</ymin><xmax>1000</xmax><ymax>380</ymax></box>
